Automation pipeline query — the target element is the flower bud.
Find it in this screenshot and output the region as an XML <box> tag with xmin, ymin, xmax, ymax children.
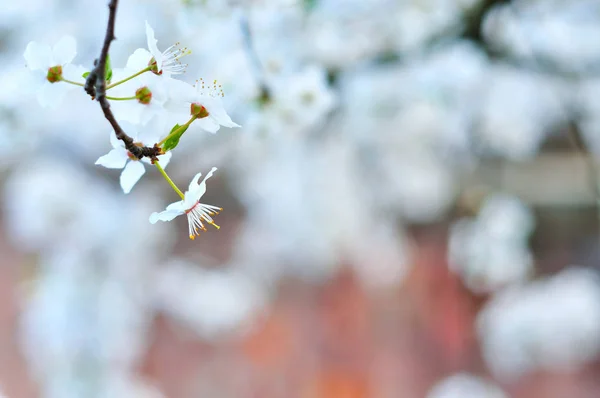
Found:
<box><xmin>190</xmin><ymin>103</ymin><xmax>209</xmax><ymax>118</ymax></box>
<box><xmin>46</xmin><ymin>65</ymin><xmax>63</xmax><ymax>83</ymax></box>
<box><xmin>148</xmin><ymin>58</ymin><xmax>161</xmax><ymax>75</ymax></box>
<box><xmin>136</xmin><ymin>86</ymin><xmax>152</xmax><ymax>104</ymax></box>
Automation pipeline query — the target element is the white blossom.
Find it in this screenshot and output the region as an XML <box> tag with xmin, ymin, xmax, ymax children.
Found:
<box><xmin>449</xmin><ymin>194</ymin><xmax>535</xmax><ymax>294</ymax></box>
<box><xmin>168</xmin><ymin>78</ymin><xmax>241</xmax><ymax>134</ymax></box>
<box><xmin>108</xmin><ymin>58</ymin><xmax>170</xmax><ymax>125</ymax></box>
<box><xmin>23</xmin><ymin>36</ymin><xmax>87</xmax><ymax>108</ymax></box>
<box><xmin>149</xmin><ymin>167</ymin><xmax>222</xmax><ymax>240</ymax></box>
<box><xmin>95</xmin><ymin>122</ymin><xmax>172</xmax><ymax>194</ymax></box>
<box><xmin>427</xmin><ymin>373</ymin><xmax>507</xmax><ymax>398</ymax></box>
<box><xmin>145</xmin><ymin>21</ymin><xmax>190</xmax><ymax>76</ymax></box>
<box><xmin>478</xmin><ymin>267</ymin><xmax>600</xmax><ymax>380</ymax></box>
<box><xmin>155</xmin><ymin>259</ymin><xmax>264</xmax><ymax>339</ymax></box>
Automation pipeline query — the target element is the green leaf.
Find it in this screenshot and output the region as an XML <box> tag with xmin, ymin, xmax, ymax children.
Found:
<box><xmin>162</xmin><ymin>124</ymin><xmax>189</xmax><ymax>152</ymax></box>
<box><xmin>82</xmin><ymin>71</ymin><xmax>90</xmax><ymax>78</ymax></box>
<box><xmin>105</xmin><ymin>54</ymin><xmax>113</xmax><ymax>82</ymax></box>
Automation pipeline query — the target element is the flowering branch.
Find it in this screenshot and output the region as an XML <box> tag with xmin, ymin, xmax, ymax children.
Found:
<box><xmin>84</xmin><ymin>0</ymin><xmax>161</xmax><ymax>162</ymax></box>
<box><xmin>25</xmin><ymin>5</ymin><xmax>239</xmax><ymax>237</ymax></box>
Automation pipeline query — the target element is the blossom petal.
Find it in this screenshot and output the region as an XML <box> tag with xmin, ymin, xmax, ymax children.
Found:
<box><xmin>119</xmin><ymin>121</ymin><xmax>140</xmax><ymax>141</ymax></box>
<box><xmin>204</xmin><ymin>97</ymin><xmax>241</xmax><ymax>128</ymax></box>
<box><xmin>186</xmin><ymin>167</ymin><xmax>217</xmax><ymax>204</ymax></box>
<box><xmin>126</xmin><ymin>48</ymin><xmax>153</xmax><ymax>70</ymax></box>
<box><xmin>37</xmin><ymin>81</ymin><xmax>71</xmax><ymax>108</ymax></box>
<box><xmin>212</xmin><ymin>113</ymin><xmax>241</xmax><ymax>129</ymax></box>
<box><xmin>95</xmin><ymin>148</ymin><xmax>128</xmax><ymax>169</ymax></box>
<box><xmin>62</xmin><ymin>63</ymin><xmax>87</xmax><ymax>83</ymax></box>
<box><xmin>111</xmin><ymin>101</ymin><xmax>144</xmax><ymax>126</ymax></box>
<box><xmin>196</xmin><ymin>117</ymin><xmax>221</xmax><ymax>134</ymax></box>
<box><xmin>24</xmin><ymin>41</ymin><xmax>52</xmax><ymax>70</ymax></box>
<box><xmin>136</xmin><ymin>116</ymin><xmax>164</xmax><ymax>143</ymax></box>
<box><xmin>109</xmin><ymin>129</ymin><xmax>124</xmax><ymax>149</ymax></box>
<box><xmin>120</xmin><ymin>161</ymin><xmax>146</xmax><ymax>194</ymax></box>
<box><xmin>149</xmin><ymin>205</ymin><xmax>184</xmax><ymax>223</ymax></box>
<box><xmin>187</xmin><ymin>171</ymin><xmax>204</xmax><ymax>193</ymax></box>
<box><xmin>138</xmin><ymin>104</ymin><xmax>158</xmax><ymax>125</ymax></box>
<box><xmin>145</xmin><ymin>21</ymin><xmax>162</xmax><ymax>71</ymax></box>
<box><xmin>52</xmin><ymin>36</ymin><xmax>77</xmax><ymax>65</ymax></box>
<box><xmin>168</xmin><ymin>78</ymin><xmax>196</xmax><ymax>102</ymax></box>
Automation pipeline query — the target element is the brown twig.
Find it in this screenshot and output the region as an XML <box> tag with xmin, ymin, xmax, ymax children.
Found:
<box><xmin>85</xmin><ymin>0</ymin><xmax>161</xmax><ymax>161</ymax></box>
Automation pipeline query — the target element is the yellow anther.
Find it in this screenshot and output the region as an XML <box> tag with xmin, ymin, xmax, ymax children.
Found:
<box><xmin>208</xmin><ymin>220</ymin><xmax>220</xmax><ymax>230</ymax></box>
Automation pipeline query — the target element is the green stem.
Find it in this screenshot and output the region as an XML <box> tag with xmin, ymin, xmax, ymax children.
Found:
<box><xmin>106</xmin><ymin>66</ymin><xmax>151</xmax><ymax>90</ymax></box>
<box><xmin>157</xmin><ymin>116</ymin><xmax>197</xmax><ymax>147</ymax></box>
<box><xmin>155</xmin><ymin>162</ymin><xmax>185</xmax><ymax>199</ymax></box>
<box><xmin>106</xmin><ymin>95</ymin><xmax>137</xmax><ymax>101</ymax></box>
<box><xmin>62</xmin><ymin>78</ymin><xmax>85</xmax><ymax>87</ymax></box>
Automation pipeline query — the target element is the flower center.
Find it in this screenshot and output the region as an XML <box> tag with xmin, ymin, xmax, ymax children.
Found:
<box><xmin>46</xmin><ymin>65</ymin><xmax>63</xmax><ymax>83</ymax></box>
<box><xmin>196</xmin><ymin>78</ymin><xmax>224</xmax><ymax>98</ymax></box>
<box><xmin>149</xmin><ymin>42</ymin><xmax>191</xmax><ymax>76</ymax></box>
<box><xmin>188</xmin><ymin>78</ymin><xmax>226</xmax><ymax>118</ymax></box>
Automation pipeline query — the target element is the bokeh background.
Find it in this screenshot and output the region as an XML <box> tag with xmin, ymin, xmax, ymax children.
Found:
<box><xmin>2</xmin><ymin>0</ymin><xmax>600</xmax><ymax>397</ymax></box>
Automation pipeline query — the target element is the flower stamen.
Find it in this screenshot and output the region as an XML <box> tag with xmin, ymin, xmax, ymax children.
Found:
<box><xmin>185</xmin><ymin>202</ymin><xmax>222</xmax><ymax>240</ymax></box>
<box><xmin>149</xmin><ymin>42</ymin><xmax>191</xmax><ymax>75</ymax></box>
<box><xmin>195</xmin><ymin>78</ymin><xmax>225</xmax><ymax>98</ymax></box>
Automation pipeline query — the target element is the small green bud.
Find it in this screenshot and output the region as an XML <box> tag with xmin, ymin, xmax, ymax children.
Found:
<box><xmin>148</xmin><ymin>58</ymin><xmax>161</xmax><ymax>75</ymax></box>
<box><xmin>190</xmin><ymin>103</ymin><xmax>209</xmax><ymax>118</ymax></box>
<box><xmin>136</xmin><ymin>86</ymin><xmax>152</xmax><ymax>104</ymax></box>
<box><xmin>46</xmin><ymin>65</ymin><xmax>63</xmax><ymax>83</ymax></box>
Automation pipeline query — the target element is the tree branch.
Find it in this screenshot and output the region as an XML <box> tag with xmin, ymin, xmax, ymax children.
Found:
<box><xmin>85</xmin><ymin>0</ymin><xmax>161</xmax><ymax>161</ymax></box>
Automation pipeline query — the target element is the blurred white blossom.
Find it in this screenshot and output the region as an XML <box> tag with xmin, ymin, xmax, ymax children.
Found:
<box><xmin>483</xmin><ymin>1</ymin><xmax>600</xmax><ymax>73</ymax></box>
<box><xmin>427</xmin><ymin>373</ymin><xmax>507</xmax><ymax>398</ymax></box>
<box><xmin>155</xmin><ymin>259</ymin><xmax>264</xmax><ymax>339</ymax></box>
<box><xmin>449</xmin><ymin>194</ymin><xmax>535</xmax><ymax>293</ymax></box>
<box><xmin>476</xmin><ymin>67</ymin><xmax>566</xmax><ymax>159</ymax></box>
<box><xmin>478</xmin><ymin>267</ymin><xmax>600</xmax><ymax>380</ymax></box>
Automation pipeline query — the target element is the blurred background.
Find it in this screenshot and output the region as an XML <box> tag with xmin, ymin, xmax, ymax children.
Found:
<box><xmin>2</xmin><ymin>0</ymin><xmax>600</xmax><ymax>396</ymax></box>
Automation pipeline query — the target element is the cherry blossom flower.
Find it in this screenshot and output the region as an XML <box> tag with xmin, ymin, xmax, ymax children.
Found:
<box><xmin>169</xmin><ymin>78</ymin><xmax>241</xmax><ymax>134</ymax></box>
<box><xmin>144</xmin><ymin>21</ymin><xmax>191</xmax><ymax>76</ymax></box>
<box><xmin>108</xmin><ymin>52</ymin><xmax>172</xmax><ymax>125</ymax></box>
<box><xmin>95</xmin><ymin>122</ymin><xmax>172</xmax><ymax>194</ymax></box>
<box><xmin>149</xmin><ymin>167</ymin><xmax>222</xmax><ymax>240</ymax></box>
<box><xmin>23</xmin><ymin>36</ymin><xmax>87</xmax><ymax>108</ymax></box>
